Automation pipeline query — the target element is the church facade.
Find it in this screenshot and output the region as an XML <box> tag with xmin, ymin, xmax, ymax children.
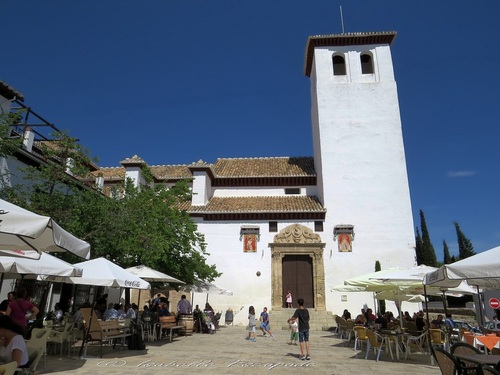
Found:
<box><xmin>1</xmin><ymin>31</ymin><xmax>416</xmax><ymax>325</ymax></box>
<box><xmin>94</xmin><ymin>32</ymin><xmax>416</xmax><ymax>324</ymax></box>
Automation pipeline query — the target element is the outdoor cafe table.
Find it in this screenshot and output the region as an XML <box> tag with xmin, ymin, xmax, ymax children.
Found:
<box><xmin>454</xmin><ymin>354</ymin><xmax>500</xmax><ymax>366</ymax></box>
<box><xmin>474</xmin><ymin>335</ymin><xmax>500</xmax><ymax>352</ymax></box>
<box><xmin>378</xmin><ymin>330</ymin><xmax>409</xmax><ymax>360</ymax></box>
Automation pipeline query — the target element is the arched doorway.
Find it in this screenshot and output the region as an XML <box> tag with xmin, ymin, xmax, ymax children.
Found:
<box><xmin>269</xmin><ymin>224</ymin><xmax>326</xmax><ymax>310</ymax></box>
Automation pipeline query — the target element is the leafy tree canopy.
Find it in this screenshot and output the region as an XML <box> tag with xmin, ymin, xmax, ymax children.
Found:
<box><xmin>2</xmin><ymin>131</ymin><xmax>220</xmax><ymax>285</ymax></box>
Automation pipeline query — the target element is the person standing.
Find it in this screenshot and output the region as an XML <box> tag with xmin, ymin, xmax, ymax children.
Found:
<box><xmin>286</xmin><ymin>291</ymin><xmax>293</xmax><ymax>308</ymax></box>
<box><xmin>292</xmin><ymin>298</ymin><xmax>310</xmax><ymax>360</ymax></box>
<box><xmin>0</xmin><ymin>292</ymin><xmax>16</xmax><ymax>314</ymax></box>
<box><xmin>259</xmin><ymin>307</ymin><xmax>274</xmax><ymax>337</ymax></box>
<box><xmin>246</xmin><ymin>306</ymin><xmax>257</xmax><ymax>342</ymax></box>
<box><xmin>177</xmin><ymin>295</ymin><xmax>192</xmax><ymax>315</ymax></box>
<box><xmin>5</xmin><ymin>287</ymin><xmax>38</xmax><ymax>337</ymax></box>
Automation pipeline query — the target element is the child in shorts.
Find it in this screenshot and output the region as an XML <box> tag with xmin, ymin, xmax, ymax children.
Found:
<box><xmin>288</xmin><ymin>316</ymin><xmax>298</xmax><ymax>345</ymax></box>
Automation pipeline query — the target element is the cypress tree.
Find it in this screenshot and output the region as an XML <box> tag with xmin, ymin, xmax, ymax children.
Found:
<box><xmin>443</xmin><ymin>240</ymin><xmax>452</xmax><ymax>264</ymax></box>
<box><xmin>454</xmin><ymin>222</ymin><xmax>476</xmax><ymax>260</ymax></box>
<box><xmin>419</xmin><ymin>210</ymin><xmax>437</xmax><ymax>267</ymax></box>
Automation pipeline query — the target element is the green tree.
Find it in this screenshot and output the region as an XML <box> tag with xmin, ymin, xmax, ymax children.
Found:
<box><xmin>419</xmin><ymin>209</ymin><xmax>437</xmax><ymax>267</ymax></box>
<box><xmin>443</xmin><ymin>240</ymin><xmax>452</xmax><ymax>264</ymax></box>
<box><xmin>415</xmin><ymin>228</ymin><xmax>424</xmax><ymax>265</ymax></box>
<box><xmin>0</xmin><ymin>111</ymin><xmax>23</xmax><ymax>158</ymax></box>
<box><xmin>20</xmin><ymin>130</ymin><xmax>96</xmax><ymax>196</ymax></box>
<box><xmin>375</xmin><ymin>260</ymin><xmax>386</xmax><ymax>314</ymax></box>
<box><xmin>7</xmin><ymin>133</ymin><xmax>220</xmax><ymax>284</ymax></box>
<box><xmin>454</xmin><ymin>222</ymin><xmax>476</xmax><ymax>260</ymax></box>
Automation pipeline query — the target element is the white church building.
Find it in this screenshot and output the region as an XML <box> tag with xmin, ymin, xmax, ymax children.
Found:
<box><xmin>1</xmin><ymin>31</ymin><xmax>416</xmax><ymax>327</ymax></box>
<box><xmin>94</xmin><ymin>31</ymin><xmax>416</xmax><ymax>325</ymax></box>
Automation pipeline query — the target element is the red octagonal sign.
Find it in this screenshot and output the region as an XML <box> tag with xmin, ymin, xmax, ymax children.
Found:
<box><xmin>489</xmin><ymin>298</ymin><xmax>500</xmax><ymax>309</ymax></box>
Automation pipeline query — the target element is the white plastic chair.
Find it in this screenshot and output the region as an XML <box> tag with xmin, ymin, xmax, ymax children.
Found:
<box><xmin>0</xmin><ymin>361</ymin><xmax>18</xmax><ymax>375</ymax></box>
<box><xmin>47</xmin><ymin>323</ymin><xmax>75</xmax><ymax>358</ymax></box>
<box><xmin>25</xmin><ymin>328</ymin><xmax>50</xmax><ymax>368</ymax></box>
<box><xmin>18</xmin><ymin>346</ymin><xmax>43</xmax><ymax>373</ymax></box>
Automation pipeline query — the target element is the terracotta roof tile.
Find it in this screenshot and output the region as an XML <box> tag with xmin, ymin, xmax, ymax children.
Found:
<box><xmin>179</xmin><ymin>195</ymin><xmax>325</xmax><ymax>213</ymax></box>
<box><xmin>212</xmin><ymin>157</ymin><xmax>315</xmax><ymax>177</ymax></box>
<box><xmin>150</xmin><ymin>165</ymin><xmax>192</xmax><ymax>179</ymax></box>
<box><xmin>0</xmin><ymin>80</ymin><xmax>24</xmax><ymax>101</ymax></box>
<box><xmin>92</xmin><ymin>167</ymin><xmax>125</xmax><ymax>180</ymax></box>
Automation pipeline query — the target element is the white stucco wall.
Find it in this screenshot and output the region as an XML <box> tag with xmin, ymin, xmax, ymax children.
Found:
<box><xmin>194</xmin><ymin>219</ymin><xmax>318</xmax><ymax>326</ymax></box>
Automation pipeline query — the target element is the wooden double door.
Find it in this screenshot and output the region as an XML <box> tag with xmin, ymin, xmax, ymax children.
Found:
<box><xmin>282</xmin><ymin>254</ymin><xmax>314</xmax><ymax>308</ymax></box>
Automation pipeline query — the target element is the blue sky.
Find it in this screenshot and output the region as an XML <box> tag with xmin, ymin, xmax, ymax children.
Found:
<box><xmin>2</xmin><ymin>1</ymin><xmax>499</xmax><ymax>259</ymax></box>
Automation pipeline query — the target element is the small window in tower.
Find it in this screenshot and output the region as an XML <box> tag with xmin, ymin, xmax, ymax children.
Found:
<box><xmin>361</xmin><ymin>54</ymin><xmax>374</xmax><ymax>74</ymax></box>
<box><xmin>285</xmin><ymin>188</ymin><xmax>300</xmax><ymax>195</ymax></box>
<box><xmin>332</xmin><ymin>55</ymin><xmax>346</xmax><ymax>76</ymax></box>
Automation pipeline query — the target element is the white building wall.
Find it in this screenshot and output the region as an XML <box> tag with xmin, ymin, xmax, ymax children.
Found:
<box><xmin>191</xmin><ymin>171</ymin><xmax>209</xmax><ymax>205</ymax></box>
<box><xmin>124</xmin><ymin>167</ymin><xmax>143</xmax><ymax>188</ymax></box>
<box><xmin>311</xmin><ymin>43</ymin><xmax>416</xmax><ymax>314</ymax></box>
<box><xmin>194</xmin><ymin>219</ymin><xmax>317</xmax><ymax>326</ymax></box>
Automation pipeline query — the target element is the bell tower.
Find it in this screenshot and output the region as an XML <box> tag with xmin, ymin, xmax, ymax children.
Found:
<box><xmin>305</xmin><ymin>32</ymin><xmax>416</xmax><ymax>295</ymax></box>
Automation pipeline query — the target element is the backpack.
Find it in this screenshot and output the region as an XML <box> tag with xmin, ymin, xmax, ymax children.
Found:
<box><xmin>128</xmin><ymin>333</ymin><xmax>146</xmax><ymax>350</ymax></box>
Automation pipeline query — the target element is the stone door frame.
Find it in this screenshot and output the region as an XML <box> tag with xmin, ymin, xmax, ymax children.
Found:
<box><xmin>269</xmin><ymin>224</ymin><xmax>326</xmax><ymax>311</ymax></box>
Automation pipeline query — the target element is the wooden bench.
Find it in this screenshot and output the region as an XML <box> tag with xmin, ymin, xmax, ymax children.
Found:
<box><xmin>81</xmin><ymin>308</ymin><xmax>132</xmax><ymax>357</ymax></box>
<box><xmin>158</xmin><ymin>315</ymin><xmax>183</xmax><ymax>342</ymax></box>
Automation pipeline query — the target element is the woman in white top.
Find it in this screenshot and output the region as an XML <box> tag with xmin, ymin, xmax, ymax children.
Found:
<box><xmin>0</xmin><ymin>315</ymin><xmax>29</xmax><ymax>367</ymax></box>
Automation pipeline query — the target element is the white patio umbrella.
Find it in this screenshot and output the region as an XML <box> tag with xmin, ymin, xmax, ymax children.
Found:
<box><xmin>67</xmin><ymin>258</ymin><xmax>150</xmax><ymax>289</ymax></box>
<box><xmin>0</xmin><ymin>252</ymin><xmax>83</xmax><ymax>278</ymax></box>
<box><xmin>125</xmin><ymin>265</ymin><xmax>184</xmax><ymax>307</ymax></box>
<box><xmin>0</xmin><ymin>198</ymin><xmax>91</xmax><ymax>260</ymax></box>
<box><xmin>181</xmin><ymin>280</ymin><xmax>233</xmax><ymax>306</ymax></box>
<box><xmin>424</xmin><ymin>246</ymin><xmax>500</xmax><ymax>290</ymax></box>
<box><xmin>125</xmin><ymin>265</ymin><xmax>185</xmax><ymax>284</ymax></box>
<box><xmin>343</xmin><ymin>265</ymin><xmax>476</xmax><ymax>327</ymax></box>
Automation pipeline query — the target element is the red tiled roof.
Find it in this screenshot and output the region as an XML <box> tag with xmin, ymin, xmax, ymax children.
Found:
<box><xmin>93</xmin><ymin>156</ymin><xmax>316</xmax><ymax>182</ymax></box>
<box><xmin>212</xmin><ymin>157</ymin><xmax>315</xmax><ymax>177</ymax></box>
<box><xmin>179</xmin><ymin>195</ymin><xmax>325</xmax><ymax>213</ymax></box>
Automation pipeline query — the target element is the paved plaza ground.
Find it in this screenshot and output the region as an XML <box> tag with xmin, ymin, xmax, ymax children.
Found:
<box><xmin>39</xmin><ymin>326</ymin><xmax>441</xmax><ymax>375</ymax></box>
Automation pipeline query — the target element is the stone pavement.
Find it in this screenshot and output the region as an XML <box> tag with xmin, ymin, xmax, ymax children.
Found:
<box><xmin>39</xmin><ymin>326</ymin><xmax>441</xmax><ymax>375</ymax></box>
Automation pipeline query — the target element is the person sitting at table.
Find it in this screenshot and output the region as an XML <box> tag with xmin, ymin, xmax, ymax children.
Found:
<box><xmin>354</xmin><ymin>312</ymin><xmax>367</xmax><ymax>325</ymax></box>
<box><xmin>374</xmin><ymin>312</ymin><xmax>388</xmax><ymax>329</ymax></box>
<box><xmin>0</xmin><ymin>315</ymin><xmax>29</xmax><ymax>367</ymax></box>
<box><xmin>385</xmin><ymin>311</ymin><xmax>395</xmax><ymax>322</ymax></box>
<box><xmin>116</xmin><ymin>304</ymin><xmax>126</xmax><ymax>319</ymax></box>
<box><xmin>140</xmin><ymin>305</ymin><xmax>154</xmax><ymax>322</ymax></box>
<box><xmin>342</xmin><ymin>309</ymin><xmax>351</xmax><ymax>321</ymax></box>
<box><xmin>444</xmin><ymin>313</ymin><xmax>455</xmax><ymax>329</ymax></box>
<box><xmin>103</xmin><ymin>303</ymin><xmax>118</xmax><ymax>321</ymax></box>
<box><xmin>364</xmin><ymin>308</ymin><xmax>375</xmax><ymax>325</ymax></box>
<box><xmin>124</xmin><ymin>303</ymin><xmax>136</xmax><ymax>320</ymax></box>
<box><xmin>431</xmin><ymin>314</ymin><xmax>444</xmax><ymax>329</ymax></box>
<box><xmin>404</xmin><ymin>311</ymin><xmax>413</xmax><ymax>322</ymax></box>
<box><xmin>415</xmin><ymin>311</ymin><xmax>427</xmax><ymax>333</ymax></box>
<box><xmin>53</xmin><ymin>303</ymin><xmax>64</xmax><ymax>323</ymax></box>
<box><xmin>157</xmin><ymin>303</ymin><xmax>170</xmax><ymax>317</ymax></box>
